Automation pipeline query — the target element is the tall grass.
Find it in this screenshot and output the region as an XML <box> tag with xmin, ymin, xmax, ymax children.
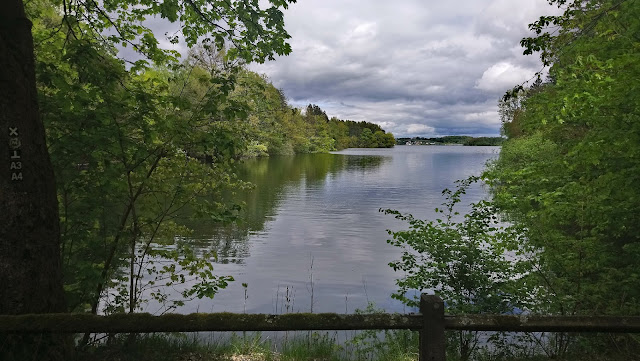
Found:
<box><xmin>76</xmin><ymin>329</ymin><xmax>419</xmax><ymax>361</ymax></box>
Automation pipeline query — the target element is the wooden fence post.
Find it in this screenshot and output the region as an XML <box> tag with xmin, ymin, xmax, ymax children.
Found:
<box><xmin>420</xmin><ymin>294</ymin><xmax>445</xmax><ymax>361</ymax></box>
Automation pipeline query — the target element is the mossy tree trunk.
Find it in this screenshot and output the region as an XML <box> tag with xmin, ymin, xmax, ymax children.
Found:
<box><xmin>0</xmin><ymin>0</ymin><xmax>68</xmax><ymax>359</ymax></box>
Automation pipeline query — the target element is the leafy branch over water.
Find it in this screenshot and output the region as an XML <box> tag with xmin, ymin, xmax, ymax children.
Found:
<box><xmin>381</xmin><ymin>176</ymin><xmax>537</xmax><ymax>360</ymax></box>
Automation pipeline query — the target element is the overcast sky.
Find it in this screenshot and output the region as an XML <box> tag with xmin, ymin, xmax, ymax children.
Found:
<box><xmin>242</xmin><ymin>0</ymin><xmax>558</xmax><ymax>138</ymax></box>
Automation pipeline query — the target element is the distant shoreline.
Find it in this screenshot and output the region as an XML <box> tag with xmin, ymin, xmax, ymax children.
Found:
<box><xmin>396</xmin><ymin>136</ymin><xmax>504</xmax><ymax>146</ymax></box>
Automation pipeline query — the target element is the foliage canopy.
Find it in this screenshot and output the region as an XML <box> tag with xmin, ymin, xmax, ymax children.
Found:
<box><xmin>490</xmin><ymin>0</ymin><xmax>640</xmax><ymax>317</ymax></box>
<box><xmin>25</xmin><ymin>0</ymin><xmax>396</xmax><ymax>319</ymax></box>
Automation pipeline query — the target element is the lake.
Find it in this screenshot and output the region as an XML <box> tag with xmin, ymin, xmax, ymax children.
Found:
<box><xmin>160</xmin><ymin>145</ymin><xmax>500</xmax><ymax>315</ymax></box>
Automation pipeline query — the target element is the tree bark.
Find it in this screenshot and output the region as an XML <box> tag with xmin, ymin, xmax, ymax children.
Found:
<box><xmin>0</xmin><ymin>0</ymin><xmax>68</xmax><ymax>359</ymax></box>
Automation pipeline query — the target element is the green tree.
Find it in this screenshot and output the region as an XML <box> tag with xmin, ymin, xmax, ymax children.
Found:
<box><xmin>373</xmin><ymin>130</ymin><xmax>396</xmax><ymax>148</ymax></box>
<box><xmin>1</xmin><ymin>0</ymin><xmax>296</xmax><ymax>358</ymax></box>
<box><xmin>39</xmin><ymin>46</ymin><xmax>245</xmax><ymax>317</ymax></box>
<box><xmin>382</xmin><ymin>177</ymin><xmax>534</xmax><ymax>360</ymax></box>
<box><xmin>0</xmin><ymin>1</ymin><xmax>69</xmax><ymax>359</ymax></box>
<box><xmin>328</xmin><ymin>117</ymin><xmax>351</xmax><ymax>150</ymax></box>
<box><xmin>485</xmin><ymin>1</ymin><xmax>640</xmax><ymax>355</ymax></box>
<box><xmin>489</xmin><ymin>0</ymin><xmax>640</xmax><ymax>333</ymax></box>
<box><xmin>306</xmin><ymin>103</ymin><xmax>329</xmax><ymax>121</ymax></box>
<box><xmin>359</xmin><ymin>127</ymin><xmax>374</xmax><ymax>147</ymax></box>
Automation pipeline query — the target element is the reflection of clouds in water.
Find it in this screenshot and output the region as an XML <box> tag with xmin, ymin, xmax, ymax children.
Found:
<box><xmin>335</xmin><ymin>236</ymin><xmax>375</xmax><ymax>263</ymax></box>
<box><xmin>171</xmin><ymin>147</ymin><xmax>500</xmax><ymax>314</ymax></box>
<box><xmin>404</xmin><ymin>152</ymin><xmax>430</xmax><ymax>171</ymax></box>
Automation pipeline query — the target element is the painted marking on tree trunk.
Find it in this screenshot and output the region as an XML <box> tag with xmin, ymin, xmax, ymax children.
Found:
<box><xmin>8</xmin><ymin>127</ymin><xmax>22</xmax><ymax>181</ymax></box>
<box><xmin>9</xmin><ymin>138</ymin><xmax>21</xmax><ymax>149</ymax></box>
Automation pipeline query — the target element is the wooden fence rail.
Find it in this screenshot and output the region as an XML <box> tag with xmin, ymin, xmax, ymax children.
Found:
<box><xmin>2</xmin><ymin>294</ymin><xmax>640</xmax><ymax>360</ymax></box>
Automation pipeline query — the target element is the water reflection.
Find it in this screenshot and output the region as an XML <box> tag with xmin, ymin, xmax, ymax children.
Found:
<box><xmin>342</xmin><ymin>154</ymin><xmax>390</xmax><ymax>171</ymax></box>
<box><xmin>187</xmin><ymin>153</ymin><xmax>388</xmax><ymax>264</ymax></box>
<box><xmin>154</xmin><ymin>146</ymin><xmax>498</xmax><ymax>315</ymax></box>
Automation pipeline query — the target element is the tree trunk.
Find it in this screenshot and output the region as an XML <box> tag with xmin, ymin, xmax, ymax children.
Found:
<box><xmin>0</xmin><ymin>0</ymin><xmax>68</xmax><ymax>359</ymax></box>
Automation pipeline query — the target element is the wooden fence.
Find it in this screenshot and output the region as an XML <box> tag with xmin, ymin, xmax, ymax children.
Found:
<box><xmin>2</xmin><ymin>294</ymin><xmax>640</xmax><ymax>361</ymax></box>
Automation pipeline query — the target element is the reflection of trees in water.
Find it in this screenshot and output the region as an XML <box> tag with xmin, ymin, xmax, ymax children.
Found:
<box><xmin>188</xmin><ymin>225</ymin><xmax>251</xmax><ymax>264</ymax></box>
<box><xmin>342</xmin><ymin>155</ymin><xmax>387</xmax><ymax>171</ymax></box>
<box><xmin>187</xmin><ymin>153</ymin><xmax>387</xmax><ymax>263</ymax></box>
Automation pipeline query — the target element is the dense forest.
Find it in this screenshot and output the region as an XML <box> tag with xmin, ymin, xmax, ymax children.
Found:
<box><xmin>489</xmin><ymin>0</ymin><xmax>640</xmax><ymax>319</ymax></box>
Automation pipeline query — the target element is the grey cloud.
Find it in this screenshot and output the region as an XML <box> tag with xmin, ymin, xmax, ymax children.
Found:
<box><xmin>247</xmin><ymin>0</ymin><xmax>558</xmax><ymax>137</ymax></box>
<box><xmin>109</xmin><ymin>0</ymin><xmax>553</xmax><ymax>138</ymax></box>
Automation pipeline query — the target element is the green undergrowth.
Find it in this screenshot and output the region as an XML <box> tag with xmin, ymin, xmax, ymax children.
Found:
<box><xmin>74</xmin><ymin>329</ymin><xmax>419</xmax><ymax>361</ymax></box>
<box><xmin>74</xmin><ymin>331</ymin><xmax>640</xmax><ymax>361</ymax></box>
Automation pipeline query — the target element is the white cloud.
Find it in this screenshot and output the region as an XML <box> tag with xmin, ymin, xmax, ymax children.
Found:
<box><xmin>376</xmin><ymin>121</ymin><xmax>397</xmax><ymax>130</ymax></box>
<box><xmin>475</xmin><ymin>62</ymin><xmax>536</xmax><ymax>92</ymax></box>
<box><xmin>463</xmin><ymin>111</ymin><xmax>500</xmax><ymax>125</ymax></box>
<box><xmin>475</xmin><ymin>0</ymin><xmax>562</xmax><ymax>39</ymax></box>
<box><xmin>406</xmin><ymin>124</ymin><xmax>436</xmax><ymax>135</ymax></box>
<box><xmin>248</xmin><ymin>0</ymin><xmax>559</xmax><ymax>137</ymax></box>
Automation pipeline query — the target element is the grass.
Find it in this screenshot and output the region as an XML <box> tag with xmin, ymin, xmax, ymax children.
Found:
<box><xmin>74</xmin><ymin>330</ymin><xmax>640</xmax><ymax>361</ymax></box>
<box><xmin>74</xmin><ymin>329</ymin><xmax>420</xmax><ymax>361</ymax></box>
<box><xmin>73</xmin><ymin>297</ymin><xmax>640</xmax><ymax>360</ymax></box>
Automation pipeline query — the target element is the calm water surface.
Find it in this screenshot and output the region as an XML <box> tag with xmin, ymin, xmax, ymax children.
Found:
<box><xmin>167</xmin><ymin>145</ymin><xmax>500</xmax><ymax>315</ymax></box>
